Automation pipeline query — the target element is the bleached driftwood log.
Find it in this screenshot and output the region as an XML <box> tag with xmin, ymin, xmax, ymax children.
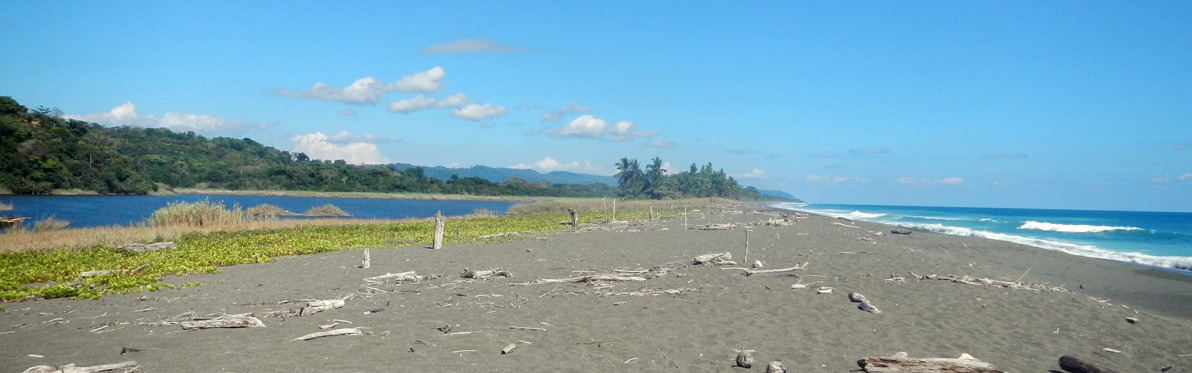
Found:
<box><xmin>832</xmin><ymin>222</ymin><xmax>860</xmax><ymax>228</ymax></box>
<box><xmin>22</xmin><ymin>361</ymin><xmax>139</xmax><ymax>373</ymax></box>
<box><xmin>361</xmin><ymin>248</ymin><xmax>370</xmax><ymax>269</ymax></box>
<box><xmin>432</xmin><ymin>211</ymin><xmax>445</xmax><ymax>249</ymax></box>
<box><xmin>525</xmin><ymin>274</ymin><xmax>648</xmax><ymax>285</ymax></box>
<box><xmin>858</xmin><ymin>352</ymin><xmax>1003</xmax><ymax>372</ymax></box>
<box><xmin>693</xmin><ymin>252</ymin><xmax>736</xmax><ymax>266</ymax></box>
<box><xmin>765</xmin><ymin>361</ymin><xmax>787</xmax><ymax>373</ymax></box>
<box><xmin>701</xmin><ymin>223</ymin><xmax>736</xmax><ymax>230</ymax></box>
<box><xmin>294</xmin><ymin>327</ymin><xmax>362</xmax><ymax>341</ymax></box>
<box><xmin>363</xmin><ymin>271</ymin><xmax>438</xmax><ymax>284</ymax></box>
<box><xmin>462</xmin><ymin>268</ymin><xmax>513</xmax><ymax>280</ymax></box>
<box><xmin>501</xmin><ymin>343</ymin><xmax>517</xmax><ymax>354</ymax></box>
<box><xmin>743</xmin><ymin>262</ymin><xmax>808</xmax><ymax>276</ymax></box>
<box><xmin>300</xmin><ymin>299</ymin><xmax>345</xmax><ymax>317</ymax></box>
<box><xmin>917</xmin><ymin>274</ymin><xmax>1068</xmax><ymax>292</ymax></box>
<box><xmin>1058</xmin><ymin>355</ymin><xmax>1116</xmax><ymax>373</ymax></box>
<box><xmin>180</xmin><ymin>315</ymin><xmax>265</xmax><ymax>330</ymax></box>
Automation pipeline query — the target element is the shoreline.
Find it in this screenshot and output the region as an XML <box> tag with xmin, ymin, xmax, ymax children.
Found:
<box><xmin>2</xmin><ymin>203</ymin><xmax>1190</xmax><ymax>372</ymax></box>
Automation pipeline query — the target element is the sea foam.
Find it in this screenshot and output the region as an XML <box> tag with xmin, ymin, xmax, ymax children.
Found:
<box><xmin>1018</xmin><ymin>221</ymin><xmax>1143</xmax><ymax>234</ymax></box>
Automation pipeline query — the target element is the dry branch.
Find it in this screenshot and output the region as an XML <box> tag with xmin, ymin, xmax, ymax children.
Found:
<box><xmin>22</xmin><ymin>361</ymin><xmax>139</xmax><ymax>373</ymax></box>
<box><xmin>300</xmin><ymin>299</ymin><xmax>345</xmax><ymax>317</ymax></box>
<box><xmin>743</xmin><ymin>262</ymin><xmax>808</xmax><ymax>276</ymax></box>
<box><xmin>859</xmin><ymin>352</ymin><xmax>1003</xmax><ymax>372</ymax></box>
<box><xmin>294</xmin><ymin>327</ymin><xmax>362</xmax><ymax>341</ymax></box>
<box><xmin>693</xmin><ymin>252</ymin><xmax>736</xmax><ymax>266</ymax></box>
<box><xmin>462</xmin><ymin>268</ymin><xmax>513</xmax><ymax>280</ymax></box>
<box><xmin>180</xmin><ymin>315</ymin><xmax>265</xmax><ymax>330</ymax></box>
<box><xmin>917</xmin><ymin>274</ymin><xmax>1068</xmax><ymax>292</ymax></box>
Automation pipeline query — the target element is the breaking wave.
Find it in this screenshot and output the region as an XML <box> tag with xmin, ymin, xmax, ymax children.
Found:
<box><xmin>1018</xmin><ymin>221</ymin><xmax>1143</xmax><ymax>234</ymax></box>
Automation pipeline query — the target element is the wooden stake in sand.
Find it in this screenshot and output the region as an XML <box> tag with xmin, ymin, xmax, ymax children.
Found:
<box><xmin>432</xmin><ymin>211</ymin><xmax>445</xmax><ymax>250</ymax></box>
<box><xmin>362</xmin><ymin>248</ymin><xmax>370</xmax><ymax>269</ymax></box>
<box><xmin>744</xmin><ymin>229</ymin><xmax>751</xmax><ymax>264</ymax></box>
<box><xmin>612</xmin><ymin>198</ymin><xmax>617</xmax><ymax>221</ymax></box>
<box><xmin>568</xmin><ymin>208</ymin><xmax>578</xmax><ymax>230</ymax></box>
<box><xmin>684</xmin><ymin>207</ymin><xmax>688</xmax><ymax>230</ymax></box>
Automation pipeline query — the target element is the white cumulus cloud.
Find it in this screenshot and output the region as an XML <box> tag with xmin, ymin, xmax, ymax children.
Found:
<box><xmin>647</xmin><ymin>139</ymin><xmax>675</xmax><ymax>148</ymax></box>
<box><xmin>541</xmin><ymin>100</ymin><xmax>593</xmax><ymax>122</ymax></box>
<box><xmin>543</xmin><ymin>115</ymin><xmax>656</xmax><ymax>142</ymax></box>
<box><xmin>420</xmin><ymin>39</ymin><xmax>536</xmax><ymax>54</ymax></box>
<box><xmin>736</xmin><ymin>169</ymin><xmax>766</xmax><ymax>179</ymax></box>
<box><xmin>898</xmin><ymin>177</ymin><xmax>965</xmax><ymax>186</ymax></box>
<box><xmin>512</xmin><ymin>157</ymin><xmax>604</xmax><ymax>174</ymax></box>
<box><xmin>387</xmin><ymin>93</ymin><xmax>470</xmax><ymax>114</ymax></box>
<box><xmin>1179</xmin><ymin>173</ymin><xmax>1192</xmax><ymax>181</ymax></box>
<box><xmin>65</xmin><ymin>101</ymin><xmax>247</xmax><ymax>135</ymax></box>
<box><xmin>805</xmin><ymin>175</ymin><xmax>870</xmax><ymax>186</ymax></box>
<box><xmin>451</xmin><ymin>103</ymin><xmax>507</xmax><ymax>121</ymax></box>
<box><xmin>290</xmin><ymin>132</ymin><xmax>390</xmax><ymax>165</ymax></box>
<box><xmin>275</xmin><ymin>67</ymin><xmax>446</xmax><ymax>104</ymax></box>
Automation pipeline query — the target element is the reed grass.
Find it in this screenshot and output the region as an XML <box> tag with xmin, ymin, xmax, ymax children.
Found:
<box><xmin>32</xmin><ymin>216</ymin><xmax>70</xmax><ymax>232</ymax></box>
<box><xmin>245</xmin><ymin>204</ymin><xmax>295</xmax><ymax>217</ymax></box>
<box><xmin>303</xmin><ymin>204</ymin><xmax>350</xmax><ymax>217</ymax></box>
<box><xmin>143</xmin><ymin>199</ymin><xmax>250</xmax><ymax>227</ymax></box>
<box><xmin>0</xmin><ymin>202</ymin><xmax>12</xmax><ymax>211</ymax></box>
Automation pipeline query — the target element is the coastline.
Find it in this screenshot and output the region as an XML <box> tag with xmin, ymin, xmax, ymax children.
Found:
<box><xmin>2</xmin><ymin>203</ymin><xmax>1189</xmax><ymax>372</ymax></box>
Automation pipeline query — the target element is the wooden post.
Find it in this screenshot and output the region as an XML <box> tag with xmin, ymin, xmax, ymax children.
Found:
<box><xmin>362</xmin><ymin>248</ymin><xmax>370</xmax><ymax>269</ymax></box>
<box><xmin>432</xmin><ymin>211</ymin><xmax>445</xmax><ymax>249</ymax></box>
<box><xmin>684</xmin><ymin>207</ymin><xmax>688</xmax><ymax>230</ymax></box>
<box><xmin>602</xmin><ymin>197</ymin><xmax>607</xmax><ymax>222</ymax></box>
<box><xmin>568</xmin><ymin>208</ymin><xmax>578</xmax><ymax>231</ymax></box>
<box><xmin>744</xmin><ymin>229</ymin><xmax>750</xmax><ymax>264</ymax></box>
<box><xmin>649</xmin><ymin>205</ymin><xmax>654</xmax><ymax>221</ymax></box>
<box><xmin>612</xmin><ymin>199</ymin><xmax>617</xmax><ymax>221</ymax></box>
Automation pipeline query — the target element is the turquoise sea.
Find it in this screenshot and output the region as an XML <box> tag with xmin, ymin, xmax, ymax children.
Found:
<box><xmin>771</xmin><ymin>203</ymin><xmax>1192</xmax><ymax>273</ymax></box>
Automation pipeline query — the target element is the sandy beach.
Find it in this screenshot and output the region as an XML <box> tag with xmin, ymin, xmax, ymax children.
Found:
<box><xmin>3</xmin><ymin>203</ymin><xmax>1191</xmax><ymax>372</ymax></box>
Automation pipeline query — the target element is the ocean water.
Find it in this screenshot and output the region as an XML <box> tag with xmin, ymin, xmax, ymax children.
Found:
<box><xmin>0</xmin><ymin>194</ymin><xmax>519</xmax><ymax>229</ymax></box>
<box><xmin>771</xmin><ymin>203</ymin><xmax>1192</xmax><ymax>273</ymax></box>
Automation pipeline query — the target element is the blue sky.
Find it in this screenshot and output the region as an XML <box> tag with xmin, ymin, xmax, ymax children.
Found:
<box><xmin>2</xmin><ymin>1</ymin><xmax>1190</xmax><ymax>211</ymax></box>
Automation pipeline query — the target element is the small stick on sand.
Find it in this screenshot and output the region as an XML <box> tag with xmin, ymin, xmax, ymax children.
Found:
<box><xmin>510</xmin><ymin>326</ymin><xmax>546</xmax><ymax>332</ymax></box>
<box><xmin>293</xmin><ymin>328</ymin><xmax>362</xmax><ymax>341</ymax></box>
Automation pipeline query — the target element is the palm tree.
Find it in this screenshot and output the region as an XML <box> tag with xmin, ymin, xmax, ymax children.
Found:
<box><xmin>614</xmin><ymin>157</ymin><xmax>644</xmax><ymax>198</ymax></box>
<box><xmin>644</xmin><ymin>157</ymin><xmax>666</xmax><ymax>198</ymax></box>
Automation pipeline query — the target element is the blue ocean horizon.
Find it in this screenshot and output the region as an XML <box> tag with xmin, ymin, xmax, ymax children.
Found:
<box><xmin>771</xmin><ymin>202</ymin><xmax>1192</xmax><ymax>273</ymax></box>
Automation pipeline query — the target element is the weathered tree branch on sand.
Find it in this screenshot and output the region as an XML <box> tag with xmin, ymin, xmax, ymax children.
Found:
<box><xmin>294</xmin><ymin>328</ymin><xmax>362</xmax><ymax>341</ymax></box>
<box><xmin>693</xmin><ymin>252</ymin><xmax>737</xmax><ymax>266</ymax></box>
<box><xmin>916</xmin><ymin>274</ymin><xmax>1068</xmax><ymax>292</ymax></box>
<box><xmin>742</xmin><ymin>262</ymin><xmax>808</xmax><ymax>276</ymax></box>
<box><xmin>363</xmin><ymin>271</ymin><xmax>440</xmax><ymax>284</ymax></box>
<box><xmin>300</xmin><ymin>299</ymin><xmax>345</xmax><ymax>317</ymax></box>
<box><xmin>462</xmin><ymin>268</ymin><xmax>513</xmax><ymax>280</ymax></box>
<box><xmin>521</xmin><ymin>274</ymin><xmax>648</xmax><ymax>285</ymax></box>
<box><xmin>180</xmin><ymin>315</ymin><xmax>265</xmax><ymax>330</ymax></box>
<box><xmin>858</xmin><ymin>352</ymin><xmax>1003</xmax><ymax>372</ymax></box>
<box><xmin>22</xmin><ymin>361</ymin><xmax>139</xmax><ymax>373</ymax></box>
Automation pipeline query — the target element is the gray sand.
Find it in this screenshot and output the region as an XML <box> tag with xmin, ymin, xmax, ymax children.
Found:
<box><xmin>3</xmin><ymin>204</ymin><xmax>1190</xmax><ymax>372</ymax></box>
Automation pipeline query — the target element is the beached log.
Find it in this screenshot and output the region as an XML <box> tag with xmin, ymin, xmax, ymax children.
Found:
<box><xmin>736</xmin><ymin>350</ymin><xmax>754</xmax><ymax>368</ymax></box>
<box><xmin>568</xmin><ymin>208</ymin><xmax>578</xmax><ymax>228</ymax></box>
<box><xmin>891</xmin><ymin>230</ymin><xmax>912</xmax><ymax>235</ymax></box>
<box><xmin>180</xmin><ymin>315</ymin><xmax>265</xmax><ymax>330</ymax></box>
<box><xmin>743</xmin><ymin>262</ymin><xmax>809</xmax><ymax>276</ymax></box>
<box><xmin>462</xmin><ymin>268</ymin><xmax>513</xmax><ymax>279</ymax></box>
<box><xmin>858</xmin><ymin>300</ymin><xmax>882</xmax><ymax>313</ymax></box>
<box><xmin>116</xmin><ymin>242</ymin><xmax>177</xmax><ymax>253</ymax></box>
<box><xmin>501</xmin><ymin>343</ymin><xmax>518</xmax><ymax>354</ymax></box>
<box><xmin>363</xmin><ymin>271</ymin><xmax>438</xmax><ymax>284</ymax></box>
<box><xmin>22</xmin><ymin>360</ymin><xmax>139</xmax><ymax>373</ymax></box>
<box><xmin>701</xmin><ymin>223</ymin><xmax>735</xmax><ymax>230</ymax></box>
<box><xmin>917</xmin><ymin>274</ymin><xmax>1068</xmax><ymax>292</ymax></box>
<box><xmin>833</xmin><ymin>222</ymin><xmax>860</xmax><ymax>228</ymax></box>
<box><xmin>432</xmin><ymin>211</ymin><xmax>445</xmax><ymax>249</ymax></box>
<box><xmin>693</xmin><ymin>252</ymin><xmax>735</xmax><ymax>265</ymax></box>
<box><xmin>849</xmin><ymin>292</ymin><xmax>868</xmax><ymax>303</ymax></box>
<box><xmin>293</xmin><ymin>327</ymin><xmax>362</xmax><ymax>341</ymax></box>
<box><xmin>527</xmin><ymin>274</ymin><xmax>648</xmax><ymax>284</ymax></box>
<box><xmin>858</xmin><ymin>353</ymin><xmax>1002</xmax><ymax>372</ymax></box>
<box><xmin>765</xmin><ymin>361</ymin><xmax>787</xmax><ymax>373</ymax></box>
<box><xmin>1058</xmin><ymin>355</ymin><xmax>1116</xmax><ymax>373</ymax></box>
<box><xmin>79</xmin><ymin>270</ymin><xmax>115</xmax><ymax>278</ymax></box>
<box><xmin>300</xmin><ymin>299</ymin><xmax>345</xmax><ymax>317</ymax></box>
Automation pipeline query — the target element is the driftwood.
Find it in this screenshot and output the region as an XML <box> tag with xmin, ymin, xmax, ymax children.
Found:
<box><xmin>432</xmin><ymin>211</ymin><xmax>445</xmax><ymax>249</ymax></box>
<box><xmin>693</xmin><ymin>252</ymin><xmax>736</xmax><ymax>266</ymax></box>
<box><xmin>363</xmin><ymin>271</ymin><xmax>438</xmax><ymax>284</ymax></box>
<box><xmin>891</xmin><ymin>230</ymin><xmax>912</xmax><ymax>235</ymax></box>
<box><xmin>525</xmin><ymin>274</ymin><xmax>647</xmax><ymax>285</ymax></box>
<box><xmin>22</xmin><ymin>361</ymin><xmax>139</xmax><ymax>373</ymax></box>
<box><xmin>116</xmin><ymin>242</ymin><xmax>177</xmax><ymax>253</ymax></box>
<box><xmin>701</xmin><ymin>223</ymin><xmax>736</xmax><ymax>230</ymax></box>
<box><xmin>765</xmin><ymin>361</ymin><xmax>787</xmax><ymax>373</ymax></box>
<box><xmin>743</xmin><ymin>263</ymin><xmax>808</xmax><ymax>276</ymax></box>
<box><xmin>462</xmin><ymin>268</ymin><xmax>513</xmax><ymax>280</ymax></box>
<box><xmin>361</xmin><ymin>248</ymin><xmax>370</xmax><ymax>269</ymax></box>
<box><xmin>294</xmin><ymin>327</ymin><xmax>362</xmax><ymax>341</ymax></box>
<box><xmin>501</xmin><ymin>343</ymin><xmax>518</xmax><ymax>354</ymax></box>
<box><xmin>832</xmin><ymin>222</ymin><xmax>860</xmax><ymax>228</ymax></box>
<box><xmin>300</xmin><ymin>299</ymin><xmax>346</xmax><ymax>316</ymax></box>
<box><xmin>79</xmin><ymin>270</ymin><xmax>115</xmax><ymax>278</ymax></box>
<box><xmin>859</xmin><ymin>352</ymin><xmax>1002</xmax><ymax>372</ymax></box>
<box><xmin>180</xmin><ymin>315</ymin><xmax>265</xmax><ymax>330</ymax></box>
<box><xmin>917</xmin><ymin>274</ymin><xmax>1068</xmax><ymax>292</ymax></box>
<box><xmin>1058</xmin><ymin>355</ymin><xmax>1116</xmax><ymax>373</ymax></box>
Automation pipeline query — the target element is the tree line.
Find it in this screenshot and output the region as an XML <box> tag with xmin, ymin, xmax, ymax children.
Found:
<box><xmin>1</xmin><ymin>96</ymin><xmax>782</xmax><ymax>201</ymax></box>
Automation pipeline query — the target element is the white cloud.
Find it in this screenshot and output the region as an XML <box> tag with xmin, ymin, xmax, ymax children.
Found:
<box><xmin>544</xmin><ymin>115</ymin><xmax>656</xmax><ymax>142</ymax></box>
<box><xmin>805</xmin><ymin>175</ymin><xmax>870</xmax><ymax>186</ymax></box>
<box><xmin>736</xmin><ymin>169</ymin><xmax>766</xmax><ymax>178</ymax></box>
<box><xmin>421</xmin><ymin>39</ymin><xmax>536</xmax><ymax>54</ymax></box>
<box><xmin>65</xmin><ymin>101</ymin><xmax>247</xmax><ymax>135</ymax></box>
<box><xmin>338</xmin><ymin>109</ymin><xmax>357</xmax><ymax>116</ymax></box>
<box><xmin>394</xmin><ymin>67</ymin><xmax>445</xmax><ymax>93</ymax></box>
<box><xmin>387</xmin><ymin>93</ymin><xmax>470</xmax><ymax>114</ymax></box>
<box><xmin>541</xmin><ymin>100</ymin><xmax>593</xmax><ymax>122</ymax></box>
<box><xmin>451</xmin><ymin>103</ymin><xmax>507</xmax><ymax>121</ymax></box>
<box><xmin>512</xmin><ymin>157</ymin><xmax>604</xmax><ymax>174</ymax></box>
<box><xmin>1180</xmin><ymin>173</ymin><xmax>1192</xmax><ymax>180</ymax></box>
<box><xmin>647</xmin><ymin>139</ymin><xmax>675</xmax><ymax>148</ymax></box>
<box><xmin>327</xmin><ymin>130</ymin><xmax>389</xmax><ymax>144</ymax></box>
<box><xmin>275</xmin><ymin>67</ymin><xmax>445</xmax><ymax>104</ymax></box>
<box><xmin>898</xmin><ymin>177</ymin><xmax>965</xmax><ymax>186</ymax></box>
<box><xmin>290</xmin><ymin>132</ymin><xmax>390</xmax><ymax>165</ymax></box>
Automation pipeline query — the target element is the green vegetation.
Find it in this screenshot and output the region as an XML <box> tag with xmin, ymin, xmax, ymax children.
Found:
<box><xmin>0</xmin><ymin>199</ymin><xmax>667</xmax><ymax>301</ymax></box>
<box><xmin>143</xmin><ymin>199</ymin><xmax>254</xmax><ymax>228</ymax></box>
<box><xmin>1</xmin><ymin>96</ymin><xmax>788</xmax><ymax>202</ymax></box>
<box><xmin>303</xmin><ymin>204</ymin><xmax>349</xmax><ymax>217</ymax></box>
<box><xmin>614</xmin><ymin>156</ymin><xmax>766</xmax><ymax>200</ymax></box>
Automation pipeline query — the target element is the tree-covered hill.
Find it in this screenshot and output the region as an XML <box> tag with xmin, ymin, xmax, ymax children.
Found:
<box><xmin>1</xmin><ymin>96</ymin><xmax>791</xmax><ymax>201</ymax></box>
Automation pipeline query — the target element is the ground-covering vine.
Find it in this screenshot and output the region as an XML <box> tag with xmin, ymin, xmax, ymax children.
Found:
<box><xmin>0</xmin><ymin>208</ymin><xmax>672</xmax><ymax>301</ymax></box>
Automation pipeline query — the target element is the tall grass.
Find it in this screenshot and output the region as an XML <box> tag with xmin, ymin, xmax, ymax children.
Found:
<box><xmin>143</xmin><ymin>199</ymin><xmax>249</xmax><ymax>227</ymax></box>
<box><xmin>245</xmin><ymin>204</ymin><xmax>294</xmax><ymax>217</ymax></box>
<box><xmin>303</xmin><ymin>204</ymin><xmax>349</xmax><ymax>217</ymax></box>
<box><xmin>32</xmin><ymin>216</ymin><xmax>70</xmax><ymax>232</ymax></box>
<box><xmin>507</xmin><ymin>197</ymin><xmax>722</xmax><ymax>215</ymax></box>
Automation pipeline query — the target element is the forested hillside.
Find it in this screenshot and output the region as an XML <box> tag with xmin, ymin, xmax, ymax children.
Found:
<box><xmin>1</xmin><ymin>96</ymin><xmax>788</xmax><ymax>201</ymax></box>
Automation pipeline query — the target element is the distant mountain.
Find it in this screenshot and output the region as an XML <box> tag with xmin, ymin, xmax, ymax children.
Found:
<box><xmin>390</xmin><ymin>164</ymin><xmax>616</xmax><ymax>185</ymax></box>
